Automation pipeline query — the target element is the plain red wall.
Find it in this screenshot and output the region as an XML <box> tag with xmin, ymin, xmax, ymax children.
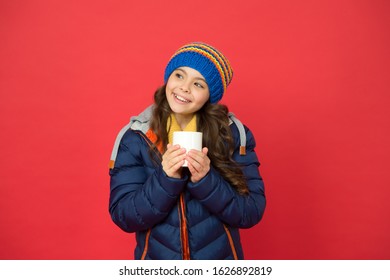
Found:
<box><xmin>1</xmin><ymin>0</ymin><xmax>389</xmax><ymax>259</ymax></box>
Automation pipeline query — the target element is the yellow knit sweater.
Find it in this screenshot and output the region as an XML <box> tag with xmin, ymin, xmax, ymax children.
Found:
<box><xmin>167</xmin><ymin>114</ymin><xmax>197</xmax><ymax>144</ymax></box>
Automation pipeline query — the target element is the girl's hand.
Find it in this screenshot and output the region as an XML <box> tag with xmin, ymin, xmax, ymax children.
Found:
<box><xmin>186</xmin><ymin>147</ymin><xmax>210</xmax><ymax>183</ymax></box>
<box><xmin>162</xmin><ymin>144</ymin><xmax>186</xmax><ymax>178</ymax></box>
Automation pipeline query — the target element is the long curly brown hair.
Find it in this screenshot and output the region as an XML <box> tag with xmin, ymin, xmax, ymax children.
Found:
<box><xmin>149</xmin><ymin>85</ymin><xmax>249</xmax><ymax>195</ymax></box>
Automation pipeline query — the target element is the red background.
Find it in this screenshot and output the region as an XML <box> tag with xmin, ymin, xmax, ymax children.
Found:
<box><xmin>1</xmin><ymin>0</ymin><xmax>389</xmax><ymax>259</ymax></box>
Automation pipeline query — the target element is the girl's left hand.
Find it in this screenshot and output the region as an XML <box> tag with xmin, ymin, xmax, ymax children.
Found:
<box><xmin>186</xmin><ymin>147</ymin><xmax>210</xmax><ymax>183</ymax></box>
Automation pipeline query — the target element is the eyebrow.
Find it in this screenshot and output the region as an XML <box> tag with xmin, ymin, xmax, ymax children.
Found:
<box><xmin>176</xmin><ymin>68</ymin><xmax>207</xmax><ymax>83</ymax></box>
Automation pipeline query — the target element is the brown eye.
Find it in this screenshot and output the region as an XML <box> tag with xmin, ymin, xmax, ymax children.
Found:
<box><xmin>194</xmin><ymin>82</ymin><xmax>204</xmax><ymax>88</ymax></box>
<box><xmin>175</xmin><ymin>73</ymin><xmax>183</xmax><ymax>79</ymax></box>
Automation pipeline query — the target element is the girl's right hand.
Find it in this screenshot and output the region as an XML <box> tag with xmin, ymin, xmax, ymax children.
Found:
<box><xmin>162</xmin><ymin>144</ymin><xmax>187</xmax><ymax>178</ymax></box>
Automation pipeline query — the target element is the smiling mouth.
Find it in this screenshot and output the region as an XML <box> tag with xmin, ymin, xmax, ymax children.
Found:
<box><xmin>174</xmin><ymin>94</ymin><xmax>191</xmax><ymax>103</ymax></box>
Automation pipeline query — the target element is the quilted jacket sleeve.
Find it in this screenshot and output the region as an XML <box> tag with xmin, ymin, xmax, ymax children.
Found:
<box><xmin>109</xmin><ymin>130</ymin><xmax>187</xmax><ymax>233</ymax></box>
<box><xmin>187</xmin><ymin>125</ymin><xmax>266</xmax><ymax>228</ymax></box>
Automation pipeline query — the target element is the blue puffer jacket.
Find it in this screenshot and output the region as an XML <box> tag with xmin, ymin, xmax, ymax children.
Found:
<box><xmin>109</xmin><ymin>106</ymin><xmax>266</xmax><ymax>259</ymax></box>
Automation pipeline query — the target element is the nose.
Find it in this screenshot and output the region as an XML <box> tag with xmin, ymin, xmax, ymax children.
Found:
<box><xmin>179</xmin><ymin>80</ymin><xmax>190</xmax><ymax>93</ymax></box>
<box><xmin>180</xmin><ymin>87</ymin><xmax>189</xmax><ymax>93</ymax></box>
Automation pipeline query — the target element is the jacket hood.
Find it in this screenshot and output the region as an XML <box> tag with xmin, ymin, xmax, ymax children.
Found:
<box><xmin>129</xmin><ymin>104</ymin><xmax>154</xmax><ymax>134</ymax></box>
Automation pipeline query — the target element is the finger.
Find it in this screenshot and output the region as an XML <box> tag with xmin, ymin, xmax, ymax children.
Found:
<box><xmin>172</xmin><ymin>158</ymin><xmax>185</xmax><ymax>170</ymax></box>
<box><xmin>164</xmin><ymin>145</ymin><xmax>185</xmax><ymax>160</ymax></box>
<box><xmin>188</xmin><ymin>149</ymin><xmax>210</xmax><ymax>173</ymax></box>
<box><xmin>187</xmin><ymin>157</ymin><xmax>208</xmax><ymax>183</ymax></box>
<box><xmin>163</xmin><ymin>153</ymin><xmax>186</xmax><ymax>176</ymax></box>
<box><xmin>186</xmin><ymin>160</ymin><xmax>199</xmax><ymax>176</ymax></box>
<box><xmin>163</xmin><ymin>145</ymin><xmax>185</xmax><ymax>169</ymax></box>
<box><xmin>166</xmin><ymin>144</ymin><xmax>181</xmax><ymax>153</ymax></box>
<box><xmin>170</xmin><ymin>148</ymin><xmax>187</xmax><ymax>160</ymax></box>
<box><xmin>186</xmin><ymin>153</ymin><xmax>203</xmax><ymax>173</ymax></box>
<box><xmin>188</xmin><ymin>149</ymin><xmax>206</xmax><ymax>164</ymax></box>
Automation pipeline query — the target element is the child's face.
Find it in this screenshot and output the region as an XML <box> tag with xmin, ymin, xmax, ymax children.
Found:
<box><xmin>165</xmin><ymin>67</ymin><xmax>210</xmax><ymax>117</ymax></box>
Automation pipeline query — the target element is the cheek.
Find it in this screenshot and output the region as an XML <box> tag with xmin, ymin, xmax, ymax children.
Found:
<box><xmin>165</xmin><ymin>80</ymin><xmax>174</xmax><ymax>96</ymax></box>
<box><xmin>198</xmin><ymin>90</ymin><xmax>210</xmax><ymax>104</ymax></box>
<box><xmin>165</xmin><ymin>75</ymin><xmax>175</xmax><ymax>90</ymax></box>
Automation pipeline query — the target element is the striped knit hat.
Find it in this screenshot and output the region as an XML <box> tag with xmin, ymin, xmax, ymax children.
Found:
<box><xmin>164</xmin><ymin>42</ymin><xmax>233</xmax><ymax>103</ymax></box>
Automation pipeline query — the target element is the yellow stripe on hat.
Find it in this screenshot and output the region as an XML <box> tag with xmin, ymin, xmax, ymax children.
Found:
<box><xmin>191</xmin><ymin>43</ymin><xmax>233</xmax><ymax>85</ymax></box>
<box><xmin>173</xmin><ymin>46</ymin><xmax>228</xmax><ymax>92</ymax></box>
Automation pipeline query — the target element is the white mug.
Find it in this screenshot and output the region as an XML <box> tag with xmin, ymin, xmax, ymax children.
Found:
<box><xmin>172</xmin><ymin>131</ymin><xmax>203</xmax><ymax>167</ymax></box>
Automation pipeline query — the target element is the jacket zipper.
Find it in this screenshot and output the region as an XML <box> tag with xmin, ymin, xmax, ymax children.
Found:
<box><xmin>179</xmin><ymin>193</ymin><xmax>190</xmax><ymax>259</ymax></box>
<box><xmin>223</xmin><ymin>224</ymin><xmax>238</xmax><ymax>260</ymax></box>
<box><xmin>140</xmin><ymin>229</ymin><xmax>151</xmax><ymax>260</ymax></box>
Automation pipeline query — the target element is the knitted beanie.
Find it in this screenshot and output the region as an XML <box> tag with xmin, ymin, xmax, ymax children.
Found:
<box><xmin>164</xmin><ymin>42</ymin><xmax>233</xmax><ymax>104</ymax></box>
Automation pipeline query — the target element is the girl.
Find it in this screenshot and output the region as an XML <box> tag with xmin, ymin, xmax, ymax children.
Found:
<box><xmin>109</xmin><ymin>42</ymin><xmax>266</xmax><ymax>260</ymax></box>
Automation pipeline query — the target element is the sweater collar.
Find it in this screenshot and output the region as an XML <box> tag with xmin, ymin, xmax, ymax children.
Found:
<box><xmin>167</xmin><ymin>114</ymin><xmax>197</xmax><ymax>144</ymax></box>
